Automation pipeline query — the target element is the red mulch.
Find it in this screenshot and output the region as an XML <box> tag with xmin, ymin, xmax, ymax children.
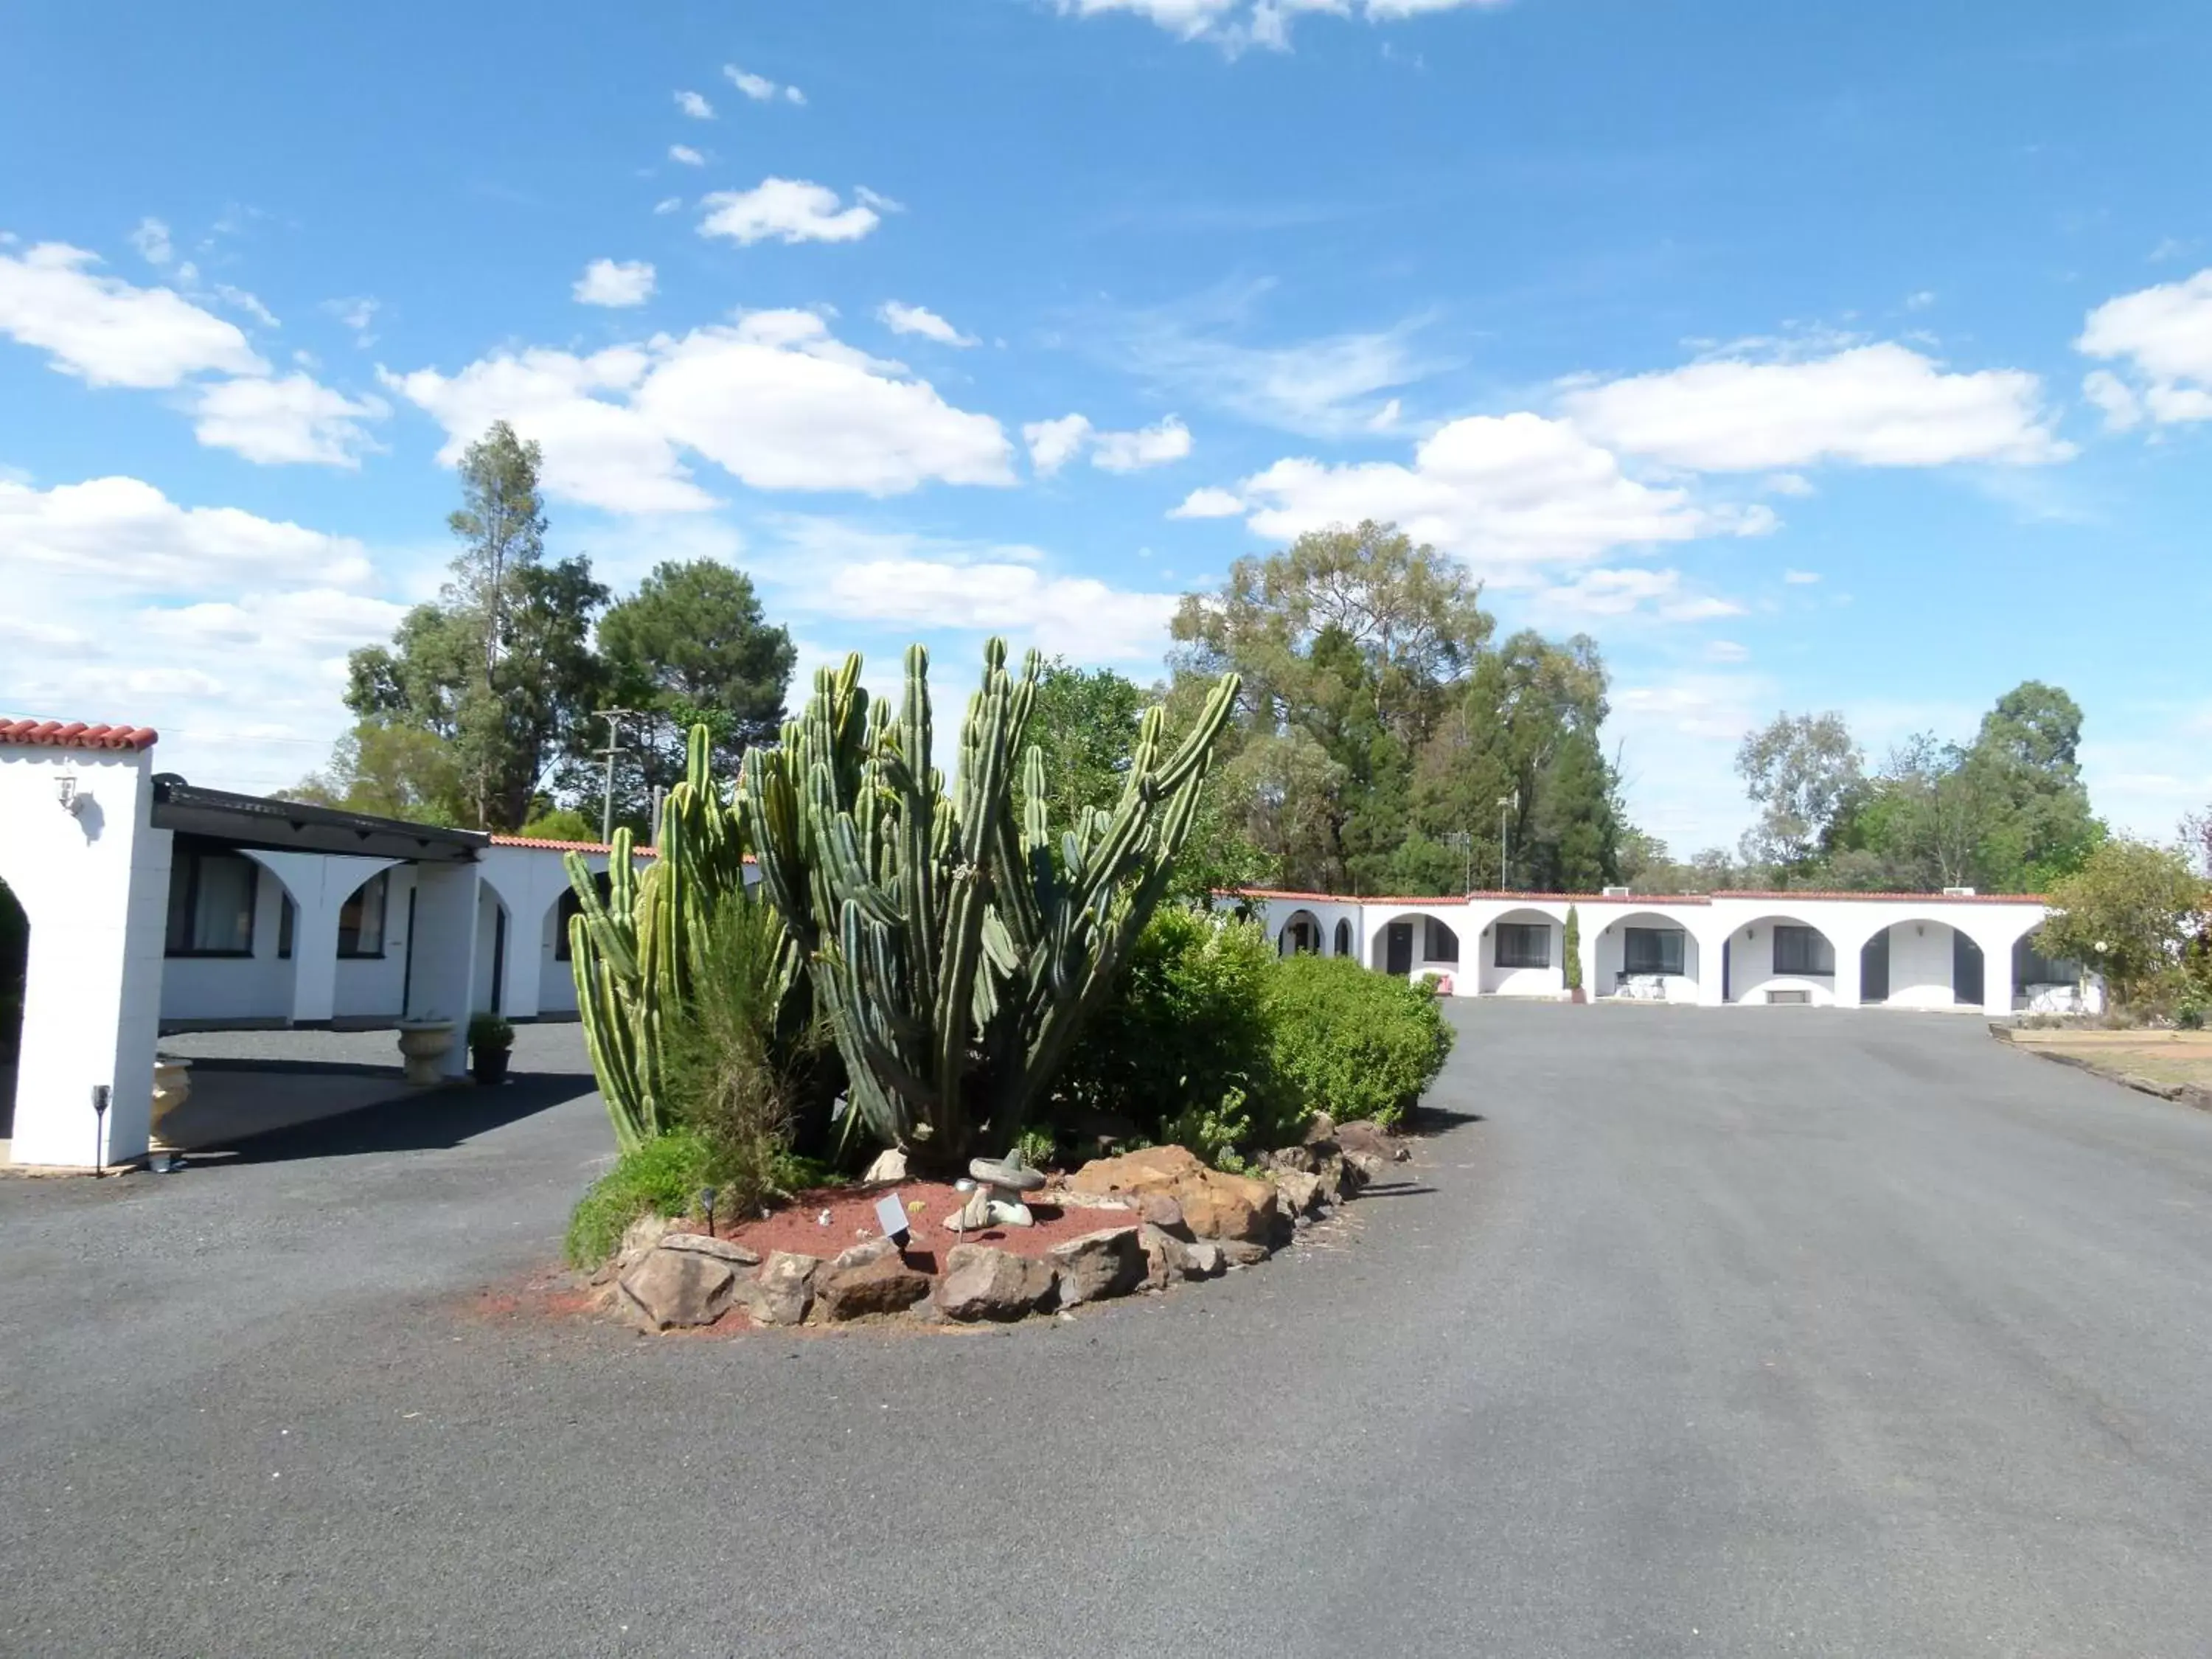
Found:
<box><xmin>667</xmin><ymin>1180</ymin><xmax>1137</xmax><ymax>1276</ymax></box>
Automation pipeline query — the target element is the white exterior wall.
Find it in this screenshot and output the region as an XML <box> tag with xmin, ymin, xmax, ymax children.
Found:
<box><xmin>0</xmin><ymin>742</ymin><xmax>170</xmax><ymax>1168</ymax></box>
<box><xmin>1239</xmin><ymin>889</ymin><xmax>2061</xmax><ymax>1015</ymax></box>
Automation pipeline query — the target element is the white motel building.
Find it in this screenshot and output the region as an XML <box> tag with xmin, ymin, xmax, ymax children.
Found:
<box><xmin>1</xmin><ymin>716</ymin><xmax>2091</xmax><ymax>1172</ymax></box>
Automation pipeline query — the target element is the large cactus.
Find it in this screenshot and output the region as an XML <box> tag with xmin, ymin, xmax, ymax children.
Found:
<box><xmin>742</xmin><ymin>638</ymin><xmax>1239</xmax><ymax>1166</ymax></box>
<box><xmin>565</xmin><ymin>726</ymin><xmax>802</xmax><ymax>1153</ymax></box>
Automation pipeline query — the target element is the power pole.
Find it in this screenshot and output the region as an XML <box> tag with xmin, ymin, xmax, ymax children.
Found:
<box><xmin>594</xmin><ymin>708</ymin><xmax>641</xmax><ymax>844</ymax></box>
<box><xmin>1498</xmin><ymin>793</ymin><xmax>1516</xmax><ymax>890</ymax></box>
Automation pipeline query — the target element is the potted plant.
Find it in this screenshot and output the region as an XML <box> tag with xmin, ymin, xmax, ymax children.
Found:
<box><xmin>1562</xmin><ymin>905</ymin><xmax>1587</xmax><ymax>1004</ymax></box>
<box><xmin>467</xmin><ymin>1012</ymin><xmax>515</xmax><ymax>1085</ymax></box>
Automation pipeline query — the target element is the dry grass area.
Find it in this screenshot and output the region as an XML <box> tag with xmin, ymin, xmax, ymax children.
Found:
<box><xmin>2002</xmin><ymin>1026</ymin><xmax>2212</xmax><ymax>1099</ymax></box>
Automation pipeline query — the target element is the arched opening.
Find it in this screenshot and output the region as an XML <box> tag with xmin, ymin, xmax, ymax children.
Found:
<box><xmin>0</xmin><ymin>875</ymin><xmax>26</xmax><ymax>1141</ymax></box>
<box><xmin>2014</xmin><ymin>933</ymin><xmax>2087</xmax><ymax>1014</ymax></box>
<box><xmin>472</xmin><ymin>884</ymin><xmax>511</xmax><ymax>1016</ymax></box>
<box><xmin>1278</xmin><ymin>908</ymin><xmax>1323</xmax><ymax>956</ymax></box>
<box><xmin>1478</xmin><ymin>905</ymin><xmax>1562</xmax><ymax>995</ymax></box>
<box><xmin>1368</xmin><ymin>911</ymin><xmax>1460</xmax><ymax>981</ymax></box>
<box><xmin>1857</xmin><ymin>919</ymin><xmax>1985</xmax><ymax>1009</ymax></box>
<box><xmin>1593</xmin><ymin>909</ymin><xmax>1700</xmax><ymax>1001</ymax></box>
<box><xmin>1725</xmin><ymin>915</ymin><xmax>1837</xmax><ymax>1004</ymax></box>
<box><xmin>1332</xmin><ymin>917</ymin><xmax>1352</xmax><ymax>959</ymax></box>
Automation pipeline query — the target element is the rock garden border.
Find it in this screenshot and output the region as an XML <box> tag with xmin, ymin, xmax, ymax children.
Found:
<box><xmin>601</xmin><ymin>1114</ymin><xmax>1413</xmax><ymax>1335</ymax></box>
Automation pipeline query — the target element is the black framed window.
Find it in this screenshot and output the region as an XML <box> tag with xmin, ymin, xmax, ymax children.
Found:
<box><xmin>2014</xmin><ymin>938</ymin><xmax>2076</xmax><ymax>986</ymax></box>
<box><xmin>1333</xmin><ymin>919</ymin><xmax>1352</xmax><ymax>958</ymax></box>
<box><xmin>1495</xmin><ymin>922</ymin><xmax>1550</xmax><ymax>969</ymax></box>
<box><xmin>1623</xmin><ymin>926</ymin><xmax>1685</xmax><ymax>975</ymax></box>
<box><xmin>1772</xmin><ymin>924</ymin><xmax>1834</xmax><ymax>976</ymax></box>
<box><xmin>1424</xmin><ymin>917</ymin><xmax>1460</xmax><ymax>962</ymax></box>
<box><xmin>164</xmin><ymin>852</ymin><xmax>257</xmax><ymax>956</ymax></box>
<box><xmin>276</xmin><ymin>894</ymin><xmax>295</xmax><ymax>959</ymax></box>
<box><xmin>338</xmin><ymin>872</ymin><xmax>389</xmax><ymax>959</ymax></box>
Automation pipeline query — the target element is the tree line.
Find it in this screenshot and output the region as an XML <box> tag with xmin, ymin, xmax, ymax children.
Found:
<box><xmin>299</xmin><ymin>422</ymin><xmax>2125</xmax><ymax>908</ymax></box>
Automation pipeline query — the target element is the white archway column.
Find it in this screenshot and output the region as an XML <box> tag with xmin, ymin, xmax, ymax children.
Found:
<box><xmin>406</xmin><ymin>862</ymin><xmax>481</xmax><ymax>1077</ymax></box>
<box><xmin>1689</xmin><ymin>921</ymin><xmax>1731</xmax><ymax>1005</ymax></box>
<box><xmin>0</xmin><ymin>742</ymin><xmax>170</xmax><ymax>1169</ymax></box>
<box><xmin>243</xmin><ymin>852</ymin><xmax>400</xmax><ymax>1025</ymax></box>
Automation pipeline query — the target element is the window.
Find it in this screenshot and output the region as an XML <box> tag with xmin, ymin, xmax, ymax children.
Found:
<box><xmin>277</xmin><ymin>894</ymin><xmax>295</xmax><ymax>959</ymax></box>
<box><xmin>554</xmin><ymin>888</ymin><xmax>581</xmax><ymax>962</ymax></box>
<box><xmin>338</xmin><ymin>872</ymin><xmax>389</xmax><ymax>959</ymax></box>
<box><xmin>164</xmin><ymin>851</ymin><xmax>257</xmax><ymax>956</ymax></box>
<box><xmin>1424</xmin><ymin>917</ymin><xmax>1460</xmax><ymax>963</ymax></box>
<box><xmin>1495</xmin><ymin>922</ymin><xmax>1550</xmax><ymax>969</ymax></box>
<box><xmin>1333</xmin><ymin>919</ymin><xmax>1352</xmax><ymax>958</ymax></box>
<box><xmin>1623</xmin><ymin>926</ymin><xmax>1685</xmax><ymax>975</ymax></box>
<box><xmin>2014</xmin><ymin>938</ymin><xmax>2076</xmax><ymax>987</ymax></box>
<box><xmin>1771</xmin><ymin>924</ymin><xmax>1834</xmax><ymax>976</ymax></box>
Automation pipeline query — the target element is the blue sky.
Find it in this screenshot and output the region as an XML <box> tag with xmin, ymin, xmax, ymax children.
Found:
<box><xmin>4</xmin><ymin>0</ymin><xmax>2209</xmax><ymax>853</ymax></box>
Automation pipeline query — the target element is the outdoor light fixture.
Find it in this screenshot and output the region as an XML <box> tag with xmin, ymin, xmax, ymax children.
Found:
<box><xmin>56</xmin><ymin>773</ymin><xmax>85</xmax><ymax>815</ymax></box>
<box><xmin>90</xmin><ymin>1084</ymin><xmax>111</xmax><ymax>1175</ymax></box>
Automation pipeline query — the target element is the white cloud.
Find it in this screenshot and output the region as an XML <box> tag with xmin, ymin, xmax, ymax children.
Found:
<box><xmin>384</xmin><ymin>310</ymin><xmax>1015</xmax><ymax>512</ymax></box>
<box><xmin>878</xmin><ymin>300</ymin><xmax>975</xmax><ymax>347</ymax></box>
<box><xmin>1704</xmin><ymin>640</ymin><xmax>1750</xmax><ymax>663</ymax></box>
<box><xmin>324</xmin><ymin>295</ymin><xmax>380</xmax><ymax>344</ymax></box>
<box><xmin>1025</xmin><ymin>414</ymin><xmax>1092</xmax><ymax>476</ymax></box>
<box><xmin>1117</xmin><ymin>296</ymin><xmax>1439</xmax><ymax>436</ymax></box>
<box><xmin>189</xmin><ymin>373</ymin><xmax>389</xmax><ymax>467</ymax></box>
<box><xmin>136</xmin><ymin>587</ymin><xmax>408</xmax><ymax>651</ymax></box>
<box><xmin>653</xmin><ymin>196</ymin><xmax>684</xmax><ymax>216</ymax></box>
<box><xmin>0</xmin><ymin>242</ymin><xmax>265</xmax><ymax>387</ymax></box>
<box><xmin>0</xmin><ymin>474</ymin><xmax>373</xmax><ymax>590</ymax></box>
<box><xmin>1764</xmin><ymin>472</ymin><xmax>1815</xmax><ymax>496</ymax></box>
<box><xmin>1169</xmin><ymin>485</ymin><xmax>1246</xmax><ymax>518</ymax></box>
<box><xmin>573</xmin><ymin>257</ymin><xmax>656</xmax><ymax>308</ymax></box>
<box><xmin>675</xmin><ymin>89</ymin><xmax>714</xmax><ymax>119</ymax></box>
<box><xmin>130</xmin><ymin>217</ymin><xmax>174</xmax><ymax>265</ymax></box>
<box><xmin>668</xmin><ymin>144</ymin><xmax>706</xmax><ymax>167</ymax></box>
<box><xmin>698</xmin><ymin>178</ymin><xmax>880</xmax><ymax>246</ymax></box>
<box><xmin>1530</xmin><ymin>566</ymin><xmax>1745</xmax><ymax>622</ymax></box>
<box><xmin>1213</xmin><ymin>412</ymin><xmax>1770</xmax><ymax>575</ymax></box>
<box><xmin>1559</xmin><ymin>343</ymin><xmax>2072</xmax><ymax>471</ymax></box>
<box><xmin>2080</xmin><ymin>369</ymin><xmax>2142</xmax><ymax>431</ymax></box>
<box><xmin>1782</xmin><ymin>568</ymin><xmax>1821</xmax><ymax>584</ymax></box>
<box><xmin>1059</xmin><ymin>0</ymin><xmax>1506</xmax><ymax>50</ymax></box>
<box><xmin>2076</xmin><ymin>268</ymin><xmax>2212</xmax><ymax>427</ymax></box>
<box><xmin>724</xmin><ymin>63</ymin><xmax>804</xmax><ymax>103</ymax></box>
<box><xmin>1905</xmin><ymin>290</ymin><xmax>1935</xmax><ymax>311</ymax></box>
<box><xmin>823</xmin><ymin>559</ymin><xmax>1178</xmax><ymax>661</ymax></box>
<box><xmin>1091</xmin><ymin>415</ymin><xmax>1192</xmax><ymax>472</ymax></box>
<box><xmin>1026</xmin><ymin>412</ymin><xmax>1191</xmax><ymax>476</ymax></box>
<box><xmin>213</xmin><ymin>284</ymin><xmax>281</xmax><ymax>329</ymax></box>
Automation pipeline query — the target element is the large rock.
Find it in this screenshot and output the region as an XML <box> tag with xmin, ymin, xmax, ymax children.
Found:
<box><xmin>618</xmin><ymin>1245</ymin><xmax>736</xmax><ymax>1330</ymax></box>
<box><xmin>818</xmin><ymin>1251</ymin><xmax>933</xmax><ymax>1321</ymax></box>
<box><xmin>831</xmin><ymin>1237</ymin><xmax>901</xmax><ymax>1273</ymax></box>
<box><xmin>1335</xmin><ymin>1120</ymin><xmax>1410</xmax><ymax>1163</ymax></box>
<box><xmin>660</xmin><ymin>1232</ymin><xmax>760</xmax><ymax>1266</ymax></box>
<box><xmin>861</xmin><ymin>1148</ymin><xmax>909</xmax><ymax>1183</ymax></box>
<box><xmin>1344</xmin><ymin>1149</ymin><xmax>1388</xmax><ymax>1186</ymax></box>
<box><xmin>1049</xmin><ymin>1226</ymin><xmax>1148</xmax><ymax>1306</ymax></box>
<box><xmin>1138</xmin><ymin>1222</ymin><xmax>1194</xmax><ymax>1289</ymax></box>
<box><xmin>1271</xmin><ymin>1169</ymin><xmax>1324</xmax><ymax>1218</ymax></box>
<box><xmin>1218</xmin><ymin>1237</ymin><xmax>1270</xmax><ymax>1268</ymax></box>
<box><xmin>1067</xmin><ymin>1146</ymin><xmax>1278</xmax><ymax>1244</ymax></box>
<box><xmin>936</xmin><ymin>1245</ymin><xmax>1057</xmax><ymax>1321</ymax></box>
<box><xmin>1182</xmin><ymin>1239</ymin><xmax>1225</xmax><ymax>1279</ymax></box>
<box><xmin>735</xmin><ymin>1251</ymin><xmax>821</xmax><ymax>1326</ymax></box>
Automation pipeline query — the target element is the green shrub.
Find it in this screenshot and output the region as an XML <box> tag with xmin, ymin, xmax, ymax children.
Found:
<box><xmin>564</xmin><ymin>1129</ymin><xmax>716</xmax><ymax>1267</ymax></box>
<box><xmin>467</xmin><ymin>1012</ymin><xmax>514</xmax><ymax>1051</ymax></box>
<box><xmin>1262</xmin><ymin>954</ymin><xmax>1453</xmax><ymax>1129</ymax></box>
<box><xmin>1054</xmin><ymin>908</ymin><xmax>1276</xmax><ymax>1150</ymax></box>
<box><xmin>1563</xmin><ymin>905</ymin><xmax>1584</xmax><ymax>992</ymax></box>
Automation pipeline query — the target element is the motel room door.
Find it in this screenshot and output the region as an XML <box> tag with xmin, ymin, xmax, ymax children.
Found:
<box><xmin>1384</xmin><ymin>921</ymin><xmax>1414</xmax><ymax>975</ymax></box>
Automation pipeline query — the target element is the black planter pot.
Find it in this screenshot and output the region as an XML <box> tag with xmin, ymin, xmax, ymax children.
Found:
<box><xmin>471</xmin><ymin>1046</ymin><xmax>512</xmax><ymax>1085</ymax></box>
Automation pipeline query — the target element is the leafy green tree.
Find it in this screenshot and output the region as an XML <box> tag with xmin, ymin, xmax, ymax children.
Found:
<box><xmin>1528</xmin><ymin>726</ymin><xmax>1620</xmax><ymax>891</ymax></box>
<box><xmin>594</xmin><ymin>559</ymin><xmax>796</xmax><ymax>815</ymax></box>
<box><xmin>2034</xmin><ymin>838</ymin><xmax>2208</xmax><ymax>1007</ymax></box>
<box><xmin>288</xmin><ymin>720</ymin><xmax>469</xmax><ymax>824</ymax></box>
<box><xmin>338</xmin><ymin>422</ymin><xmax>607</xmax><ymax>830</ymax></box>
<box><xmin>1736</xmin><ymin>712</ymin><xmax>1864</xmax><ymax>872</ymax></box>
<box><xmin>1026</xmin><ymin>659</ymin><xmax>1147</xmax><ymax>825</ymax></box>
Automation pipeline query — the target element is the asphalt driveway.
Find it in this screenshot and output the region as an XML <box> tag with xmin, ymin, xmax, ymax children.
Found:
<box><xmin>4</xmin><ymin>1006</ymin><xmax>2212</xmax><ymax>1657</ymax></box>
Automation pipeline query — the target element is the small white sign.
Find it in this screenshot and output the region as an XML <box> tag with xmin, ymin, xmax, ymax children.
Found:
<box><xmin>874</xmin><ymin>1193</ymin><xmax>911</xmax><ymax>1243</ymax></box>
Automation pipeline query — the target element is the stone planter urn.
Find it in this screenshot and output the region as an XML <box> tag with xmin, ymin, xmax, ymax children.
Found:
<box><xmin>149</xmin><ymin>1055</ymin><xmax>192</xmax><ymax>1152</ymax></box>
<box><xmin>395</xmin><ymin>1020</ymin><xmax>458</xmax><ymax>1087</ymax></box>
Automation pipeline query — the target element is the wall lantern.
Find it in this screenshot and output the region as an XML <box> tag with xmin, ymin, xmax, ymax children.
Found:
<box><xmin>1745</xmin><ymin>926</ymin><xmax>1756</xmax><ymax>940</ymax></box>
<box><xmin>1916</xmin><ymin>923</ymin><xmax>1925</xmax><ymax>936</ymax></box>
<box><xmin>56</xmin><ymin>773</ymin><xmax>86</xmax><ymax>815</ymax></box>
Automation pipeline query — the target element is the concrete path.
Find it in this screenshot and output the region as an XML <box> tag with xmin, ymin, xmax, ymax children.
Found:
<box><xmin>4</xmin><ymin>1007</ymin><xmax>2211</xmax><ymax>1656</ymax></box>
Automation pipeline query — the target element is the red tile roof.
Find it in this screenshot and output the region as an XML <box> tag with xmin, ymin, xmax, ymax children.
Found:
<box><xmin>1228</xmin><ymin>885</ymin><xmax>2048</xmax><ymax>907</ymax></box>
<box><xmin>0</xmin><ymin>718</ymin><xmax>159</xmax><ymax>752</ymax></box>
<box><xmin>489</xmin><ymin>834</ymin><xmax>659</xmax><ymax>855</ymax></box>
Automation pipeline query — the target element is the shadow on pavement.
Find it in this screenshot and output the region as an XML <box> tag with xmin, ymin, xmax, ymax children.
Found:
<box><xmin>193</xmin><ymin>1071</ymin><xmax>599</xmax><ymax>1165</ymax></box>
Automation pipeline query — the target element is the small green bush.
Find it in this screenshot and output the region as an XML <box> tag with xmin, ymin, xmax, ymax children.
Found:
<box><xmin>564</xmin><ymin>1129</ymin><xmax>716</xmax><ymax>1267</ymax></box>
<box><xmin>467</xmin><ymin>1012</ymin><xmax>514</xmax><ymax>1051</ymax></box>
<box><xmin>1054</xmin><ymin>907</ymin><xmax>1277</xmax><ymax>1147</ymax></box>
<box><xmin>1262</xmin><ymin>954</ymin><xmax>1453</xmax><ymax>1129</ymax></box>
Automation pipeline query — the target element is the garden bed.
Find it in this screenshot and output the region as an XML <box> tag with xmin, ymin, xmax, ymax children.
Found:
<box><xmin>668</xmin><ymin>1180</ymin><xmax>1141</xmax><ymax>1276</ymax></box>
<box><xmin>1997</xmin><ymin>1024</ymin><xmax>2212</xmax><ymax>1105</ymax></box>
